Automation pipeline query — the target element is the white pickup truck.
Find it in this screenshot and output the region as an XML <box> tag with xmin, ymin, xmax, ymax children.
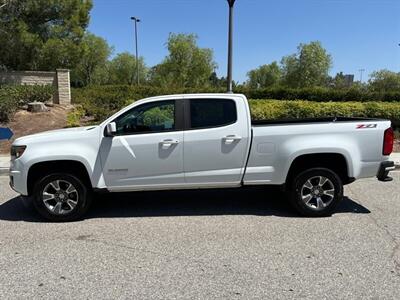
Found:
<box><xmin>10</xmin><ymin>94</ymin><xmax>395</xmax><ymax>221</ymax></box>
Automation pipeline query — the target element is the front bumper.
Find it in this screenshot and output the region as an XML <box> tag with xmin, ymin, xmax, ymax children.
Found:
<box><xmin>377</xmin><ymin>161</ymin><xmax>395</xmax><ymax>182</ymax></box>
<box><xmin>9</xmin><ymin>159</ymin><xmax>28</xmax><ymax>195</ymax></box>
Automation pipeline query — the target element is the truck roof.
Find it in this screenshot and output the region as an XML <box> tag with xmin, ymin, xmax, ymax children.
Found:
<box><xmin>141</xmin><ymin>93</ymin><xmax>246</xmax><ymax>102</ymax></box>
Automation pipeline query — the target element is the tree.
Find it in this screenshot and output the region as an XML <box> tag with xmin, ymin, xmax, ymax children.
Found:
<box><xmin>331</xmin><ymin>72</ymin><xmax>346</xmax><ymax>89</ymax></box>
<box><xmin>327</xmin><ymin>72</ymin><xmax>355</xmax><ymax>89</ymax></box>
<box><xmin>0</xmin><ymin>0</ymin><xmax>93</xmax><ymax>71</ymax></box>
<box><xmin>209</xmin><ymin>72</ymin><xmax>228</xmax><ymax>88</ymax></box>
<box><xmin>108</xmin><ymin>52</ymin><xmax>147</xmax><ymax>85</ymax></box>
<box><xmin>71</xmin><ymin>33</ymin><xmax>113</xmax><ymax>86</ymax></box>
<box><xmin>368</xmin><ymin>70</ymin><xmax>400</xmax><ymax>92</ymax></box>
<box><xmin>247</xmin><ymin>62</ymin><xmax>281</xmax><ymax>89</ymax></box>
<box><xmin>281</xmin><ymin>41</ymin><xmax>332</xmax><ymax>88</ymax></box>
<box><xmin>150</xmin><ymin>33</ymin><xmax>217</xmax><ymax>88</ymax></box>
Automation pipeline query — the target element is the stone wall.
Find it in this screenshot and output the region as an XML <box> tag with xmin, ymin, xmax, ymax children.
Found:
<box><xmin>0</xmin><ymin>69</ymin><xmax>71</xmax><ymax>105</ymax></box>
<box><xmin>54</xmin><ymin>69</ymin><xmax>71</xmax><ymax>105</ymax></box>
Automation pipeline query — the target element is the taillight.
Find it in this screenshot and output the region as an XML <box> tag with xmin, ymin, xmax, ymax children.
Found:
<box><xmin>383</xmin><ymin>127</ymin><xmax>394</xmax><ymax>156</ymax></box>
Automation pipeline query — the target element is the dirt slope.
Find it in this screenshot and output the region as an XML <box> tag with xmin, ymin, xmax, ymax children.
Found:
<box><xmin>0</xmin><ymin>105</ymin><xmax>72</xmax><ymax>154</ymax></box>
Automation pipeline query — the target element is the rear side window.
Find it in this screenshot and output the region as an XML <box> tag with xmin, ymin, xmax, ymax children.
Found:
<box><xmin>189</xmin><ymin>99</ymin><xmax>237</xmax><ymax>129</ymax></box>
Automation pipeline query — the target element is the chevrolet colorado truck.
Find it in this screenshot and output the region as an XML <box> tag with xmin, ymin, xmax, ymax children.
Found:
<box><xmin>10</xmin><ymin>94</ymin><xmax>395</xmax><ymax>221</ymax></box>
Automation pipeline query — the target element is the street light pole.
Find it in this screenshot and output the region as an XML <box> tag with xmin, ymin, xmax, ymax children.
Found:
<box><xmin>226</xmin><ymin>0</ymin><xmax>235</xmax><ymax>93</ymax></box>
<box><xmin>131</xmin><ymin>17</ymin><xmax>141</xmax><ymax>85</ymax></box>
<box><xmin>359</xmin><ymin>68</ymin><xmax>365</xmax><ymax>83</ymax></box>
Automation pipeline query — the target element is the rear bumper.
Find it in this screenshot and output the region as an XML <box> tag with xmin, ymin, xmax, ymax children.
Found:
<box><xmin>377</xmin><ymin>161</ymin><xmax>395</xmax><ymax>182</ymax></box>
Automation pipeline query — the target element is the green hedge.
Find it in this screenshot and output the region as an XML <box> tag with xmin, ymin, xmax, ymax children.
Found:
<box><xmin>249</xmin><ymin>100</ymin><xmax>400</xmax><ymax>128</ymax></box>
<box><xmin>72</xmin><ymin>85</ymin><xmax>400</xmax><ymax>127</ymax></box>
<box><xmin>72</xmin><ymin>85</ymin><xmax>400</xmax><ymax>107</ymax></box>
<box><xmin>0</xmin><ymin>85</ymin><xmax>54</xmax><ymax>122</ymax></box>
<box><xmin>242</xmin><ymin>87</ymin><xmax>400</xmax><ymax>102</ymax></box>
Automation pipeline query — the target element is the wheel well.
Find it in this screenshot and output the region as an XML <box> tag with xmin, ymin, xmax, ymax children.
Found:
<box><xmin>27</xmin><ymin>160</ymin><xmax>92</xmax><ymax>196</ymax></box>
<box><xmin>286</xmin><ymin>153</ymin><xmax>350</xmax><ymax>187</ymax></box>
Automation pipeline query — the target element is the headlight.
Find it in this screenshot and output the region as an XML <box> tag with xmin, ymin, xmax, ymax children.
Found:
<box><xmin>11</xmin><ymin>145</ymin><xmax>27</xmax><ymax>160</ymax></box>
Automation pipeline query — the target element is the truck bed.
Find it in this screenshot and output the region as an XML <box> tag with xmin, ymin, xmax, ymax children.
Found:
<box><xmin>251</xmin><ymin>116</ymin><xmax>383</xmax><ymax>126</ymax></box>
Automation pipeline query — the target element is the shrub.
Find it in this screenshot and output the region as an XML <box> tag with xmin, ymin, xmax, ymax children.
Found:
<box><xmin>239</xmin><ymin>87</ymin><xmax>400</xmax><ymax>102</ymax></box>
<box><xmin>0</xmin><ymin>93</ymin><xmax>19</xmax><ymax>122</ymax></box>
<box><xmin>71</xmin><ymin>85</ymin><xmax>400</xmax><ymax>129</ymax></box>
<box><xmin>66</xmin><ymin>105</ymin><xmax>86</xmax><ymax>128</ymax></box>
<box><xmin>249</xmin><ymin>100</ymin><xmax>400</xmax><ymax>129</ymax></box>
<box><xmin>72</xmin><ymin>85</ymin><xmax>400</xmax><ymax>115</ymax></box>
<box><xmin>0</xmin><ymin>85</ymin><xmax>54</xmax><ymax>105</ymax></box>
<box><xmin>0</xmin><ymin>85</ymin><xmax>54</xmax><ymax>122</ymax></box>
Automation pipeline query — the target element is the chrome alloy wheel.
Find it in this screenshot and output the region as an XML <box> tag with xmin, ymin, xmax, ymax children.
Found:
<box><xmin>300</xmin><ymin>176</ymin><xmax>335</xmax><ymax>211</ymax></box>
<box><xmin>42</xmin><ymin>180</ymin><xmax>79</xmax><ymax>215</ymax></box>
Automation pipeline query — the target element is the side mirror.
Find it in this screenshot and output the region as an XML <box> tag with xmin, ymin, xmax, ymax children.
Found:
<box><xmin>105</xmin><ymin>122</ymin><xmax>117</xmax><ymax>137</ymax></box>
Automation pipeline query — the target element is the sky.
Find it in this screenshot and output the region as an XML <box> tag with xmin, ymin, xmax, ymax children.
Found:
<box><xmin>88</xmin><ymin>0</ymin><xmax>400</xmax><ymax>83</ymax></box>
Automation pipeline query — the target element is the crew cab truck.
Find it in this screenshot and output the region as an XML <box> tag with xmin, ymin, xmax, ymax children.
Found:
<box><xmin>10</xmin><ymin>94</ymin><xmax>395</xmax><ymax>221</ymax></box>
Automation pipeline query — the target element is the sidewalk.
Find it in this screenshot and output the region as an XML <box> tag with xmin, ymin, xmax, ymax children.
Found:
<box><xmin>1</xmin><ymin>153</ymin><xmax>398</xmax><ymax>176</ymax></box>
<box><xmin>392</xmin><ymin>152</ymin><xmax>400</xmax><ymax>168</ymax></box>
<box><xmin>0</xmin><ymin>155</ymin><xmax>9</xmax><ymax>175</ymax></box>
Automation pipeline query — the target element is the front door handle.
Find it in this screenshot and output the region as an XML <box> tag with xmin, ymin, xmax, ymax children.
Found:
<box><xmin>223</xmin><ymin>135</ymin><xmax>242</xmax><ymax>144</ymax></box>
<box><xmin>161</xmin><ymin>139</ymin><xmax>180</xmax><ymax>149</ymax></box>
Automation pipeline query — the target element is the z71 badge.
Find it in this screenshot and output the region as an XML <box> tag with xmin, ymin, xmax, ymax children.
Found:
<box><xmin>356</xmin><ymin>124</ymin><xmax>377</xmax><ymax>129</ymax></box>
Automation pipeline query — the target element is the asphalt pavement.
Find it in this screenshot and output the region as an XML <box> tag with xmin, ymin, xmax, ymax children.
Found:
<box><xmin>0</xmin><ymin>173</ymin><xmax>399</xmax><ymax>299</ymax></box>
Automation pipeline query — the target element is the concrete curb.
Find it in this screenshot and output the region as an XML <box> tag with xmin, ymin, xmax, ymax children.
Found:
<box><xmin>392</xmin><ymin>153</ymin><xmax>400</xmax><ymax>170</ymax></box>
<box><xmin>0</xmin><ymin>155</ymin><xmax>9</xmax><ymax>176</ymax></box>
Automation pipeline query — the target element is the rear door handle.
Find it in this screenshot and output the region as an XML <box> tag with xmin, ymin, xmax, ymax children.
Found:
<box><xmin>161</xmin><ymin>139</ymin><xmax>179</xmax><ymax>149</ymax></box>
<box><xmin>223</xmin><ymin>135</ymin><xmax>242</xmax><ymax>144</ymax></box>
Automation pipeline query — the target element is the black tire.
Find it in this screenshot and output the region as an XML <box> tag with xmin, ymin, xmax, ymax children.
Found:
<box><xmin>289</xmin><ymin>168</ymin><xmax>343</xmax><ymax>217</ymax></box>
<box><xmin>32</xmin><ymin>173</ymin><xmax>92</xmax><ymax>222</ymax></box>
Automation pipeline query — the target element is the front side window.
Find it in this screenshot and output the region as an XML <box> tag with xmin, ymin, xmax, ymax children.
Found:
<box><xmin>190</xmin><ymin>99</ymin><xmax>237</xmax><ymax>129</ymax></box>
<box><xmin>114</xmin><ymin>100</ymin><xmax>175</xmax><ymax>135</ymax></box>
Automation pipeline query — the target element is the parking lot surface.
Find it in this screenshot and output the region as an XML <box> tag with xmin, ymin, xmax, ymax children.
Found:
<box><xmin>0</xmin><ymin>174</ymin><xmax>399</xmax><ymax>299</ymax></box>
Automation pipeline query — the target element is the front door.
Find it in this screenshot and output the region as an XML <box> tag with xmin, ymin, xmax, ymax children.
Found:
<box><xmin>101</xmin><ymin>100</ymin><xmax>184</xmax><ymax>191</ymax></box>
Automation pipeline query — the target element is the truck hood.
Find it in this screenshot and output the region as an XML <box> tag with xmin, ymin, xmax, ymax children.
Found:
<box><xmin>13</xmin><ymin>126</ymin><xmax>99</xmax><ymax>145</ymax></box>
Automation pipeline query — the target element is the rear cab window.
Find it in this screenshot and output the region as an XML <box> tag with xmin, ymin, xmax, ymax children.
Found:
<box><xmin>188</xmin><ymin>99</ymin><xmax>237</xmax><ymax>129</ymax></box>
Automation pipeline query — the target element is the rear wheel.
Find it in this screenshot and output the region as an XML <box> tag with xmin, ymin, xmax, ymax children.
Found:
<box><xmin>32</xmin><ymin>173</ymin><xmax>92</xmax><ymax>222</ymax></box>
<box><xmin>289</xmin><ymin>168</ymin><xmax>343</xmax><ymax>217</ymax></box>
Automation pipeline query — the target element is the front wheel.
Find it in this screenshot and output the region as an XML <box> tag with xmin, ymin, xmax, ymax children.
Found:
<box><xmin>32</xmin><ymin>173</ymin><xmax>92</xmax><ymax>222</ymax></box>
<box><xmin>289</xmin><ymin>168</ymin><xmax>343</xmax><ymax>217</ymax></box>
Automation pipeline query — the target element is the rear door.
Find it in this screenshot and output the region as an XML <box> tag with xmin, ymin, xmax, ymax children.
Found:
<box><xmin>183</xmin><ymin>97</ymin><xmax>250</xmax><ymax>186</ymax></box>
